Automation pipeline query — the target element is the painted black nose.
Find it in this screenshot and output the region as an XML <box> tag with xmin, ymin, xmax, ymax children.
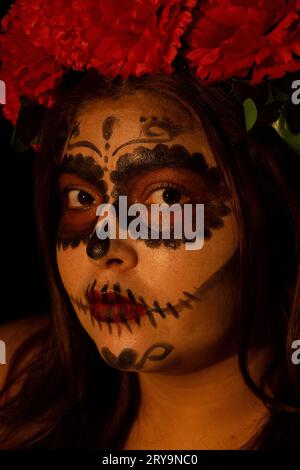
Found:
<box><xmin>86</xmin><ymin>231</ymin><xmax>110</xmax><ymax>260</ymax></box>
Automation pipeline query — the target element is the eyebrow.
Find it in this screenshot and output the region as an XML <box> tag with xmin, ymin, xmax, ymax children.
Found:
<box><xmin>112</xmin><ymin>137</ymin><xmax>176</xmax><ymax>156</ymax></box>
<box><xmin>58</xmin><ymin>153</ymin><xmax>107</xmax><ymax>193</ymax></box>
<box><xmin>110</xmin><ymin>144</ymin><xmax>208</xmax><ymax>184</ymax></box>
<box><xmin>66</xmin><ymin>140</ymin><xmax>102</xmax><ymax>158</ymax></box>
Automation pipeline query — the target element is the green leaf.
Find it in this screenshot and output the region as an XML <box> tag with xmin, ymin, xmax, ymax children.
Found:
<box><xmin>243</xmin><ymin>98</ymin><xmax>258</xmax><ymax>131</ymax></box>
<box><xmin>10</xmin><ymin>127</ymin><xmax>29</xmax><ymax>153</ymax></box>
<box><xmin>30</xmin><ymin>135</ymin><xmax>40</xmax><ymax>145</ymax></box>
<box><xmin>273</xmin><ymin>114</ymin><xmax>300</xmax><ymax>155</ymax></box>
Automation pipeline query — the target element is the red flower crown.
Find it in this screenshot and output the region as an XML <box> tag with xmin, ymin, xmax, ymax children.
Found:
<box><xmin>0</xmin><ymin>0</ymin><xmax>300</xmax><ymax>132</ymax></box>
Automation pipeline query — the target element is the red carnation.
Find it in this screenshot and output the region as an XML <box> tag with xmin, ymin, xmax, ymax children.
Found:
<box><xmin>0</xmin><ymin>15</ymin><xmax>64</xmax><ymax>123</ymax></box>
<box><xmin>69</xmin><ymin>0</ymin><xmax>197</xmax><ymax>77</ymax></box>
<box><xmin>185</xmin><ymin>0</ymin><xmax>300</xmax><ymax>84</ymax></box>
<box><xmin>0</xmin><ymin>0</ymin><xmax>196</xmax><ymax>124</ymax></box>
<box><xmin>15</xmin><ymin>0</ymin><xmax>196</xmax><ymax>74</ymax></box>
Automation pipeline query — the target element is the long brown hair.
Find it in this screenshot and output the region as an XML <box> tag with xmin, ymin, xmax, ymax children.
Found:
<box><xmin>0</xmin><ymin>69</ymin><xmax>299</xmax><ymax>449</ymax></box>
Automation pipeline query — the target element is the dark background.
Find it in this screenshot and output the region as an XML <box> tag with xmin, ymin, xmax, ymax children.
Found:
<box><xmin>0</xmin><ymin>0</ymin><xmax>50</xmax><ymax>325</ymax></box>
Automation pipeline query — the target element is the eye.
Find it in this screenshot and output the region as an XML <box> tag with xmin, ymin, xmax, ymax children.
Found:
<box><xmin>144</xmin><ymin>184</ymin><xmax>190</xmax><ymax>206</ymax></box>
<box><xmin>65</xmin><ymin>189</ymin><xmax>96</xmax><ymax>209</ymax></box>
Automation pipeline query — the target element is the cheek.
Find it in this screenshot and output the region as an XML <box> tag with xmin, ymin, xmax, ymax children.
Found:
<box><xmin>57</xmin><ymin>209</ymin><xmax>97</xmax><ymax>244</ymax></box>
<box><xmin>135</xmin><ymin>213</ymin><xmax>239</xmax><ymax>300</ymax></box>
<box><xmin>56</xmin><ymin>245</ymin><xmax>92</xmax><ymax>296</ymax></box>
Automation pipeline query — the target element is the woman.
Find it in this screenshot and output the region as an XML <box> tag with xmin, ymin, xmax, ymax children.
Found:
<box><xmin>0</xmin><ymin>68</ymin><xmax>299</xmax><ymax>450</ymax></box>
<box><xmin>1</xmin><ymin>0</ymin><xmax>300</xmax><ymax>451</ymax></box>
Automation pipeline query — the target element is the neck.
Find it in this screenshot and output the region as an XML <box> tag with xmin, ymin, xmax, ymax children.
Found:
<box><xmin>124</xmin><ymin>347</ymin><xmax>271</xmax><ymax>450</ymax></box>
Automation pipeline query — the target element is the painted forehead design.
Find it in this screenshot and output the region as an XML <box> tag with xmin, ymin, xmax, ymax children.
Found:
<box><xmin>65</xmin><ymin>116</ymin><xmax>120</xmax><ymax>170</ymax></box>
<box><xmin>65</xmin><ymin>113</ymin><xmax>188</xmax><ymax>167</ymax></box>
<box><xmin>111</xmin><ymin>115</ymin><xmax>184</xmax><ymax>156</ymax></box>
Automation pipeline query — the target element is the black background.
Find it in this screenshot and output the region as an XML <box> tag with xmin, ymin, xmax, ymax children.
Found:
<box><xmin>0</xmin><ymin>0</ymin><xmax>50</xmax><ymax>325</ymax></box>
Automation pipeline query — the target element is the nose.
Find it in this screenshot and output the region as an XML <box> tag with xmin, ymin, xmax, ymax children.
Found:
<box><xmin>86</xmin><ymin>231</ymin><xmax>138</xmax><ymax>271</ymax></box>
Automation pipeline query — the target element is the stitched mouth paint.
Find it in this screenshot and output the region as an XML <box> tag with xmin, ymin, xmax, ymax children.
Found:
<box><xmin>87</xmin><ymin>286</ymin><xmax>148</xmax><ymax>324</ymax></box>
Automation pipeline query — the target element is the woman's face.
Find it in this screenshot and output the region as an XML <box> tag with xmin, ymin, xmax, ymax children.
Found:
<box><xmin>56</xmin><ymin>90</ymin><xmax>239</xmax><ymax>374</ymax></box>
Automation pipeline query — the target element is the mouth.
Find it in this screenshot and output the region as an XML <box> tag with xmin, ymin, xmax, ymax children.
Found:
<box><xmin>86</xmin><ymin>285</ymin><xmax>148</xmax><ymax>324</ymax></box>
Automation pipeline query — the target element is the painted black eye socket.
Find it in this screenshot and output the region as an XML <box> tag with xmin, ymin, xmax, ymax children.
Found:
<box><xmin>162</xmin><ymin>188</ymin><xmax>182</xmax><ymax>204</ymax></box>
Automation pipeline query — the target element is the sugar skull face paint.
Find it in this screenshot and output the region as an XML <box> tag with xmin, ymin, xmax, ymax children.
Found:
<box><xmin>56</xmin><ymin>90</ymin><xmax>240</xmax><ymax>374</ymax></box>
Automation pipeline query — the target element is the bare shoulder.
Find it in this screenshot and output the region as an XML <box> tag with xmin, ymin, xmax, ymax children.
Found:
<box><xmin>0</xmin><ymin>315</ymin><xmax>49</xmax><ymax>390</ymax></box>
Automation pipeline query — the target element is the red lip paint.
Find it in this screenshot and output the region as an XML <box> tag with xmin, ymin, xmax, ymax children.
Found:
<box><xmin>86</xmin><ymin>290</ymin><xmax>147</xmax><ymax>323</ymax></box>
